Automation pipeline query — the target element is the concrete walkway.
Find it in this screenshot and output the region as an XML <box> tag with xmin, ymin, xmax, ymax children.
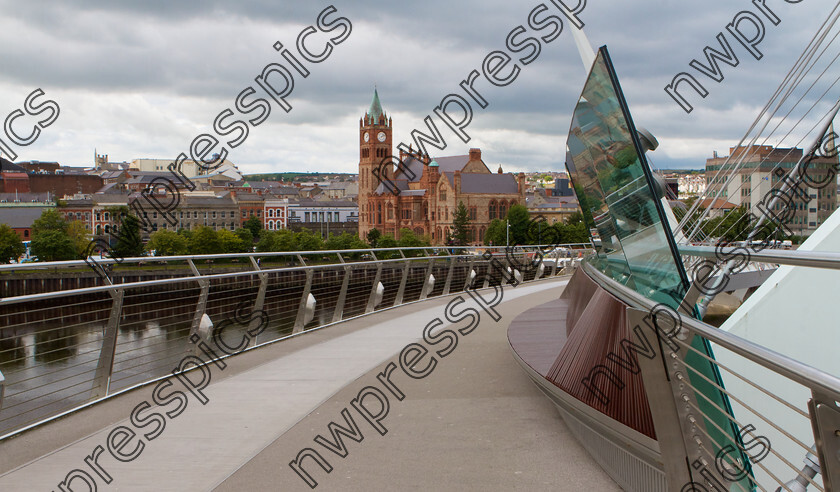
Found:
<box><xmin>0</xmin><ymin>277</ymin><xmax>619</xmax><ymax>491</ymax></box>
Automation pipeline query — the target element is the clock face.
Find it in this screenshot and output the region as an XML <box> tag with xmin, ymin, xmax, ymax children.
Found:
<box><xmin>377</xmin><ymin>131</ymin><xmax>386</xmax><ymax>142</ymax></box>
<box><xmin>363</xmin><ymin>132</ymin><xmax>370</xmax><ymax>142</ymax></box>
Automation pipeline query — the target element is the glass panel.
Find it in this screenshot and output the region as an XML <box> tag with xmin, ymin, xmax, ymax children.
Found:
<box><xmin>567</xmin><ymin>47</ymin><xmax>754</xmax><ymax>491</ymax></box>
<box><xmin>565</xmin><ymin>47</ymin><xmax>687</xmax><ymax>306</ymax></box>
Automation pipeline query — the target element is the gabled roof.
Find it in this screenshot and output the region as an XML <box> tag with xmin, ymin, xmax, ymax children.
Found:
<box><xmin>395</xmin><ymin>155</ymin><xmax>471</xmax><ymax>183</ymax></box>
<box><xmin>0</xmin><ymin>206</ymin><xmax>51</xmax><ymax>228</ymax></box>
<box><xmin>0</xmin><ymin>157</ymin><xmax>25</xmax><ymax>173</ymax></box>
<box><xmin>460</xmin><ymin>173</ymin><xmax>518</xmax><ymax>194</ymax></box>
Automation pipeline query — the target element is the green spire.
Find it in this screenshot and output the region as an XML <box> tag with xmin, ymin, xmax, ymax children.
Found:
<box><xmin>368</xmin><ymin>87</ymin><xmax>385</xmax><ymax>123</ymax></box>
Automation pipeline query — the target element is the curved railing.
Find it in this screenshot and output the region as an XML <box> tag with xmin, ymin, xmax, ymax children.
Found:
<box><xmin>0</xmin><ymin>244</ymin><xmax>590</xmax><ymax>440</ymax></box>
<box><xmin>572</xmin><ymin>248</ymin><xmax>840</xmax><ymax>491</ymax></box>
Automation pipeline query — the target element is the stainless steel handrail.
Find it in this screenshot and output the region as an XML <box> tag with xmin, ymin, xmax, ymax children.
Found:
<box><xmin>582</xmin><ymin>259</ymin><xmax>840</xmax><ymax>397</ymax></box>
<box><xmin>580</xmin><ymin>256</ymin><xmax>840</xmax><ymax>490</ymax></box>
<box><xmin>679</xmin><ymin>244</ymin><xmax>840</xmax><ymax>271</ymax></box>
<box><xmin>0</xmin><ymin>244</ymin><xmax>585</xmax><ymax>439</ymax></box>
<box><xmin>0</xmin><ymin>244</ymin><xmax>594</xmax><ymax>272</ymax></box>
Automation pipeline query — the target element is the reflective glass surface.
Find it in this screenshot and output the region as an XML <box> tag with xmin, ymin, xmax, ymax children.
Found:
<box><xmin>566</xmin><ymin>47</ymin><xmax>687</xmax><ymax>307</ymax></box>
<box><xmin>566</xmin><ymin>47</ymin><xmax>754</xmax><ymax>490</ymax></box>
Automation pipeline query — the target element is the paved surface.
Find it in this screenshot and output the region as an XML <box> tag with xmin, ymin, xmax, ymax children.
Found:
<box><xmin>0</xmin><ymin>277</ymin><xmax>620</xmax><ymax>491</ymax></box>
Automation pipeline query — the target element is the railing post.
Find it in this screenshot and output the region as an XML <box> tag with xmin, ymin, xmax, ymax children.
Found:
<box><xmin>463</xmin><ymin>256</ymin><xmax>476</xmax><ymax>291</ymax></box>
<box><xmin>551</xmin><ymin>249</ymin><xmax>561</xmax><ymax>276</ymax></box>
<box><xmin>627</xmin><ymin>307</ymin><xmax>692</xmax><ymax>490</ymax></box>
<box><xmin>809</xmin><ymin>391</ymin><xmax>840</xmax><ymax>489</ymax></box>
<box><xmin>248</xmin><ymin>256</ymin><xmax>268</xmax><ymax>347</ymax></box>
<box><xmin>419</xmin><ymin>259</ymin><xmax>435</xmax><ymax>300</ymax></box>
<box><xmin>186</xmin><ymin>259</ymin><xmax>211</xmax><ymax>354</ymax></box>
<box><xmin>631</xmin><ymin>303</ymin><xmax>734</xmax><ymax>490</ymax></box>
<box><xmin>293</xmin><ymin>269</ymin><xmax>314</xmax><ymax>333</ymax></box>
<box><xmin>442</xmin><ymin>253</ymin><xmax>455</xmax><ymax>295</ymax></box>
<box><xmin>0</xmin><ymin>368</ymin><xmax>5</xmax><ymax>409</ymax></box>
<box><xmin>332</xmin><ymin>264</ymin><xmax>352</xmax><ymax>323</ymax></box>
<box><xmin>394</xmin><ymin>259</ymin><xmax>410</xmax><ymax>306</ymax></box>
<box><xmin>91</xmin><ymin>288</ymin><xmax>124</xmax><ymax>399</ymax></box>
<box><xmin>366</xmin><ymin>262</ymin><xmax>383</xmax><ymax>313</ymax></box>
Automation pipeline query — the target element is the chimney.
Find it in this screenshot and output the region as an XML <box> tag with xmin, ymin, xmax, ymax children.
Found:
<box><xmin>469</xmin><ymin>148</ymin><xmax>481</xmax><ymax>161</ymax></box>
<box><xmin>497</xmin><ymin>165</ymin><xmax>503</xmax><ymax>174</ymax></box>
<box><xmin>518</xmin><ymin>172</ymin><xmax>526</xmax><ymax>195</ymax></box>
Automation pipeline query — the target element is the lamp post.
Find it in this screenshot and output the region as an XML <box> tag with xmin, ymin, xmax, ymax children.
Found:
<box><xmin>506</xmin><ymin>219</ymin><xmax>510</xmax><ymax>248</ymax></box>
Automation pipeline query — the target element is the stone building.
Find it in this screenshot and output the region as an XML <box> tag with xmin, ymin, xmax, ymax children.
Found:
<box><xmin>357</xmin><ymin>89</ymin><xmax>526</xmax><ymax>245</ymax></box>
<box><xmin>705</xmin><ymin>145</ymin><xmax>838</xmax><ymax>235</ymax></box>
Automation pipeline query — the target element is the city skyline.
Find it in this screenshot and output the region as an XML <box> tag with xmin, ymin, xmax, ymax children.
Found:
<box><xmin>0</xmin><ymin>1</ymin><xmax>832</xmax><ymax>175</ymax></box>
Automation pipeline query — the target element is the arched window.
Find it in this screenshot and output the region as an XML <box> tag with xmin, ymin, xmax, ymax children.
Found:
<box><xmin>268</xmin><ymin>209</ymin><xmax>274</xmax><ymax>217</ymax></box>
<box><xmin>489</xmin><ymin>200</ymin><xmax>497</xmax><ymax>220</ymax></box>
<box><xmin>377</xmin><ymin>203</ymin><xmax>382</xmax><ymax>224</ymax></box>
<box><xmin>499</xmin><ymin>201</ymin><xmax>507</xmax><ymax>219</ymax></box>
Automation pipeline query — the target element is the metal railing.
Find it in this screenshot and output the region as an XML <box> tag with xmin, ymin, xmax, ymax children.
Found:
<box><xmin>0</xmin><ymin>244</ymin><xmax>590</xmax><ymax>439</ymax></box>
<box><xmin>583</xmin><ymin>249</ymin><xmax>840</xmax><ymax>491</ymax></box>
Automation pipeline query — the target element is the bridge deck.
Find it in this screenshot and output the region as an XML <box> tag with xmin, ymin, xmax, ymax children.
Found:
<box><xmin>0</xmin><ymin>277</ymin><xmax>619</xmax><ymax>491</ymax></box>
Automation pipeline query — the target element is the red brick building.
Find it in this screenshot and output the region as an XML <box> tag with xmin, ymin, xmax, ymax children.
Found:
<box><xmin>358</xmin><ymin>89</ymin><xmax>526</xmax><ymax>245</ymax></box>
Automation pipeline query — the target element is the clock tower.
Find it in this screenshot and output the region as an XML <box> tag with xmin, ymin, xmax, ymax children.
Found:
<box><xmin>359</xmin><ymin>87</ymin><xmax>392</xmax><ymax>239</ymax></box>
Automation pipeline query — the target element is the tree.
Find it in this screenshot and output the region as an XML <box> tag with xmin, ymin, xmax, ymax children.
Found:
<box><xmin>234</xmin><ymin>228</ymin><xmax>254</xmax><ymax>250</ymax></box>
<box><xmin>294</xmin><ymin>229</ymin><xmax>324</xmax><ymax>252</ymax></box>
<box><xmin>397</xmin><ymin>228</ymin><xmax>429</xmax><ymax>248</ymax></box>
<box><xmin>32</xmin><ymin>209</ymin><xmax>67</xmax><ymax>236</ymax></box>
<box><xmin>218</xmin><ymin>229</ymin><xmax>249</xmax><ymax>253</ymax></box>
<box><xmin>243</xmin><ymin>216</ymin><xmax>262</xmax><ymax>239</ymax></box>
<box><xmin>31</xmin><ymin>230</ymin><xmax>77</xmax><ymax>261</ymax></box>
<box><xmin>188</xmin><ymin>226</ymin><xmax>221</xmax><ymax>255</ymax></box>
<box><xmin>484</xmin><ymin>219</ymin><xmax>505</xmax><ymax>246</ymax></box>
<box><xmin>506</xmin><ymin>204</ymin><xmax>530</xmax><ymax>245</ymax></box>
<box><xmin>30</xmin><ymin>209</ymin><xmax>76</xmax><ymax>261</ymax></box>
<box><xmin>452</xmin><ymin>201</ymin><xmax>470</xmax><ymax>246</ymax></box>
<box><xmin>0</xmin><ymin>224</ymin><xmax>24</xmax><ymax>263</ymax></box>
<box><xmin>146</xmin><ymin>229</ymin><xmax>188</xmax><ymax>256</ymax></box>
<box><xmin>325</xmin><ymin>232</ymin><xmax>367</xmax><ymax>251</ymax></box>
<box><xmin>366</xmin><ymin>228</ymin><xmax>382</xmax><ymax>248</ymax></box>
<box><xmin>66</xmin><ymin>220</ymin><xmax>90</xmax><ymax>257</ymax></box>
<box><xmin>110</xmin><ymin>214</ymin><xmax>144</xmax><ymax>258</ymax></box>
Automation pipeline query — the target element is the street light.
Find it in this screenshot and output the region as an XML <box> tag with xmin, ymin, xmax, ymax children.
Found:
<box><xmin>506</xmin><ymin>219</ymin><xmax>510</xmax><ymax>247</ymax></box>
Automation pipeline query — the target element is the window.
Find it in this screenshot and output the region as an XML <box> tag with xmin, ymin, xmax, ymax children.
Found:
<box><xmin>305</xmin><ymin>212</ymin><xmax>310</xmax><ymax>221</ymax></box>
<box><xmin>24</xmin><ymin>230</ymin><xmax>29</xmax><ymax>238</ymax></box>
<box><xmin>221</xmin><ymin>211</ymin><xmax>226</xmax><ymax>218</ymax></box>
<box><xmin>269</xmin><ymin>209</ymin><xmax>274</xmax><ymax>217</ymax></box>
<box><xmin>439</xmin><ymin>188</ymin><xmax>447</xmax><ymax>201</ymax></box>
<box><xmin>242</xmin><ymin>211</ymin><xmax>247</xmax><ymax>218</ymax></box>
<box><xmin>193</xmin><ymin>211</ymin><xmax>198</xmax><ymax>218</ymax></box>
<box><xmin>212</xmin><ymin>211</ymin><xmax>217</xmax><ymax>219</ymax></box>
<box><xmin>469</xmin><ymin>206</ymin><xmax>477</xmax><ymax>220</ymax></box>
<box><xmin>489</xmin><ymin>200</ymin><xmax>497</xmax><ymax>219</ymax></box>
<box><xmin>257</xmin><ymin>210</ymin><xmax>262</xmax><ymax>217</ymax></box>
<box><xmin>499</xmin><ymin>201</ymin><xmax>507</xmax><ymax>218</ymax></box>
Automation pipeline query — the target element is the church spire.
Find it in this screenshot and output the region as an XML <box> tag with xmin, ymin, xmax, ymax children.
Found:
<box><xmin>367</xmin><ymin>87</ymin><xmax>385</xmax><ymax>124</ymax></box>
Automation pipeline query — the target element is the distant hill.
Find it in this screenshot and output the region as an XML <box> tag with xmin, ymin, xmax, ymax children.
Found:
<box><xmin>243</xmin><ymin>172</ymin><xmax>356</xmax><ymax>182</ymax></box>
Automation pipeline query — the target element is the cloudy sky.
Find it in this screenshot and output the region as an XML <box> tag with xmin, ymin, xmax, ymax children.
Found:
<box><xmin>0</xmin><ymin>0</ymin><xmax>836</xmax><ymax>175</ymax></box>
